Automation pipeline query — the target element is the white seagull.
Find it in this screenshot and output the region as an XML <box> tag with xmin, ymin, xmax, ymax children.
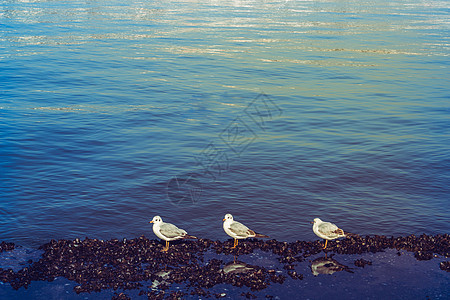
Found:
<box><xmin>149</xmin><ymin>216</ymin><xmax>197</xmax><ymax>252</ymax></box>
<box><xmin>312</xmin><ymin>218</ymin><xmax>355</xmax><ymax>250</ymax></box>
<box><xmin>223</xmin><ymin>213</ymin><xmax>269</xmax><ymax>249</ymax></box>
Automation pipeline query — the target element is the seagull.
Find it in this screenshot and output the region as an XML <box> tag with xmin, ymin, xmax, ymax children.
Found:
<box><xmin>312</xmin><ymin>218</ymin><xmax>356</xmax><ymax>250</ymax></box>
<box><xmin>223</xmin><ymin>213</ymin><xmax>269</xmax><ymax>249</ymax></box>
<box><xmin>149</xmin><ymin>216</ymin><xmax>197</xmax><ymax>252</ymax></box>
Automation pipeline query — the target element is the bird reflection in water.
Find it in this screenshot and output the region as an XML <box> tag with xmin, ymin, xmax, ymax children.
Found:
<box><xmin>310</xmin><ymin>256</ymin><xmax>353</xmax><ymax>276</ymax></box>
<box><xmin>223</xmin><ymin>258</ymin><xmax>255</xmax><ymax>274</ymax></box>
<box><xmin>151</xmin><ymin>270</ymin><xmax>171</xmax><ymax>291</ymax></box>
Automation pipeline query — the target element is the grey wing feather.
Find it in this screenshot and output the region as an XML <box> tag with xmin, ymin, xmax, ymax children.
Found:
<box><xmin>229</xmin><ymin>221</ymin><xmax>252</xmax><ymax>237</ymax></box>
<box><xmin>318</xmin><ymin>222</ymin><xmax>342</xmax><ymax>237</ymax></box>
<box><xmin>160</xmin><ymin>223</ymin><xmax>187</xmax><ymax>238</ymax></box>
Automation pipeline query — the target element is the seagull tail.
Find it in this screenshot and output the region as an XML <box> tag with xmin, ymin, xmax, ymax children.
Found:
<box><xmin>254</xmin><ymin>233</ymin><xmax>269</xmax><ymax>238</ymax></box>
<box><xmin>183</xmin><ymin>234</ymin><xmax>198</xmax><ymax>239</ymax></box>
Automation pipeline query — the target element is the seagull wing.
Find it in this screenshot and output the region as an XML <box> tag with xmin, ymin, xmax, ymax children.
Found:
<box><xmin>229</xmin><ymin>221</ymin><xmax>254</xmax><ymax>238</ymax></box>
<box><xmin>318</xmin><ymin>222</ymin><xmax>345</xmax><ymax>238</ymax></box>
<box><xmin>159</xmin><ymin>223</ymin><xmax>187</xmax><ymax>239</ymax></box>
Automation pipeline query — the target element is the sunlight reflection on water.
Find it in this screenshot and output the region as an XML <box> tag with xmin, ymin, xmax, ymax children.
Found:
<box><xmin>0</xmin><ymin>0</ymin><xmax>448</xmax><ymax>247</ymax></box>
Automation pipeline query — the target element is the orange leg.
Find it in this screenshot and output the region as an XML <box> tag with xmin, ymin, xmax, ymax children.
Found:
<box><xmin>162</xmin><ymin>240</ymin><xmax>169</xmax><ymax>252</ymax></box>
<box><xmin>231</xmin><ymin>239</ymin><xmax>238</xmax><ymax>249</ymax></box>
<box><xmin>322</xmin><ymin>240</ymin><xmax>328</xmax><ymax>249</ymax></box>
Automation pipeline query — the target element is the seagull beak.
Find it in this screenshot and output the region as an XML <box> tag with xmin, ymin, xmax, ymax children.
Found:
<box><xmin>149</xmin><ymin>221</ymin><xmax>154</xmax><ymax>223</ymax></box>
<box><xmin>222</xmin><ymin>218</ymin><xmax>226</xmax><ymax>221</ymax></box>
<box><xmin>310</xmin><ymin>221</ymin><xmax>314</xmax><ymax>224</ymax></box>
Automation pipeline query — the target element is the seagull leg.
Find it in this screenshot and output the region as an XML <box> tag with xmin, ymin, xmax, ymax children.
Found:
<box><xmin>322</xmin><ymin>240</ymin><xmax>328</xmax><ymax>250</ymax></box>
<box><xmin>231</xmin><ymin>239</ymin><xmax>238</xmax><ymax>249</ymax></box>
<box><xmin>162</xmin><ymin>240</ymin><xmax>169</xmax><ymax>252</ymax></box>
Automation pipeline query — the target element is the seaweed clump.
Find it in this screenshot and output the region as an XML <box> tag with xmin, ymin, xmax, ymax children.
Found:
<box><xmin>439</xmin><ymin>261</ymin><xmax>449</xmax><ymax>272</ymax></box>
<box><xmin>0</xmin><ymin>234</ymin><xmax>448</xmax><ymax>299</ymax></box>
<box><xmin>0</xmin><ymin>241</ymin><xmax>15</xmax><ymax>253</ymax></box>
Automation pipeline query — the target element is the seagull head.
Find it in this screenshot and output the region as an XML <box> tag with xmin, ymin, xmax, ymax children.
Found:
<box><xmin>311</xmin><ymin>218</ymin><xmax>322</xmax><ymax>224</ymax></box>
<box><xmin>223</xmin><ymin>213</ymin><xmax>233</xmax><ymax>222</ymax></box>
<box><xmin>150</xmin><ymin>216</ymin><xmax>163</xmax><ymax>224</ymax></box>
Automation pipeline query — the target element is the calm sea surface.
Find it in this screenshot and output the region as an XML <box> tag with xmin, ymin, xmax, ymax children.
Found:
<box><xmin>0</xmin><ymin>0</ymin><xmax>449</xmax><ymax>248</ymax></box>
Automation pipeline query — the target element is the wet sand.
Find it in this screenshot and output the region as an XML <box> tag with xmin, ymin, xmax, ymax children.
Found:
<box><xmin>0</xmin><ymin>235</ymin><xmax>448</xmax><ymax>299</ymax></box>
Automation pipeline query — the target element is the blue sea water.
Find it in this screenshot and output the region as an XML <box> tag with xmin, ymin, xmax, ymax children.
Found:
<box><xmin>0</xmin><ymin>0</ymin><xmax>449</xmax><ymax>248</ymax></box>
